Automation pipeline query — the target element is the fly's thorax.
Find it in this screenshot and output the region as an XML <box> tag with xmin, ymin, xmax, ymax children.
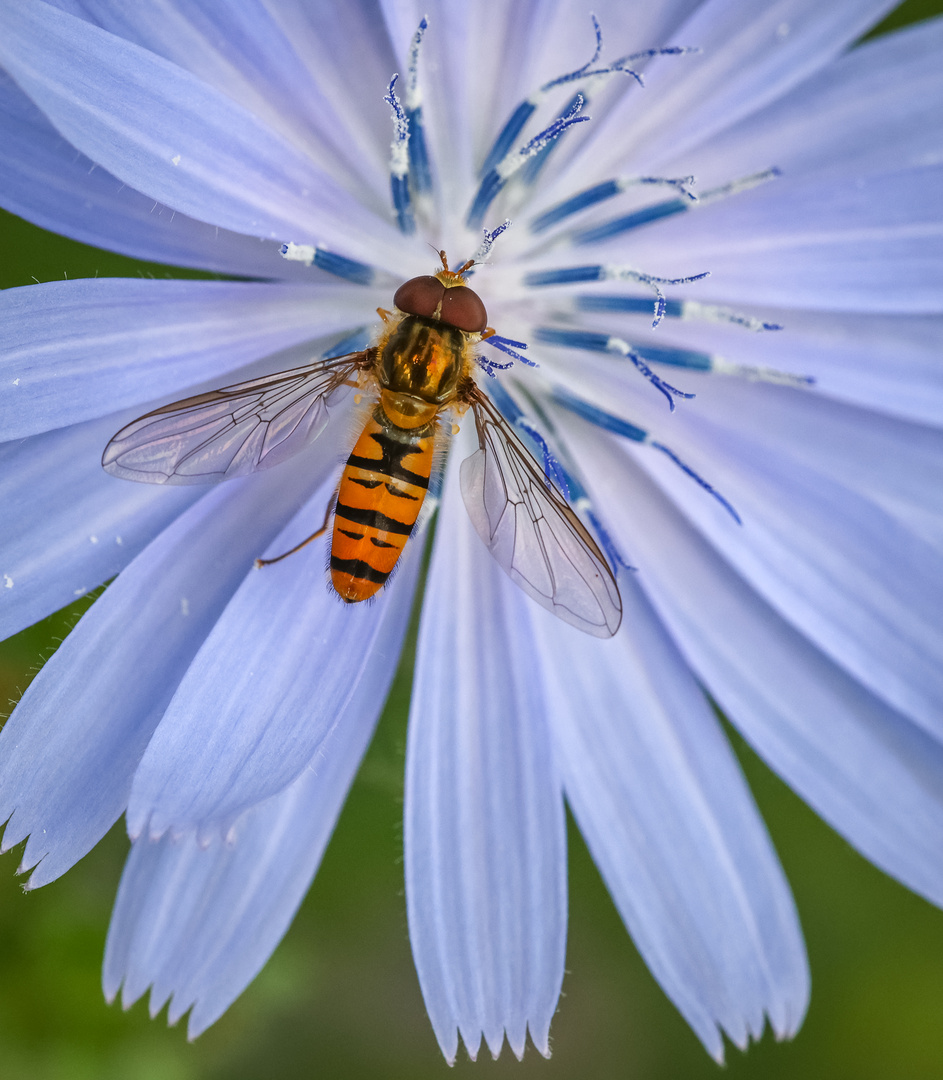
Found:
<box><xmin>377</xmin><ymin>314</ymin><xmax>467</xmax><ymax>406</ymax></box>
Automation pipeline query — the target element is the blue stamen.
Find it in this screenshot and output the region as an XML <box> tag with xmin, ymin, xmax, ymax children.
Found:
<box><xmin>534</xmin><ymin>326</ymin><xmax>609</xmax><ymax>350</ymax></box>
<box><xmin>322</xmin><ymin>327</ymin><xmax>373</xmax><ymax>358</ymax></box>
<box><xmin>475</xmin><ymin>219</ymin><xmax>511</xmax><ymax>261</ymax></box>
<box><xmin>632</xmin><ymin>344</ymin><xmax>712</xmax><ymax>371</ymax></box>
<box><xmin>390</xmin><ymin>173</ymin><xmax>414</xmax><ymax>235</ymax></box>
<box><xmin>384</xmin><ymin>75</ymin><xmax>414</xmax><ymax>234</ymax></box>
<box><xmin>488</xmin><ymin>378</ymin><xmax>525</xmax><ymax>423</ymax></box>
<box><xmin>405</xmin><ymin>108</ymin><xmax>432</xmax><ymax>192</ymax></box>
<box><xmin>552</xmin><ymin>388</ymin><xmax>741</xmax><ymax>524</ymax></box>
<box><xmin>526</xmin><ymin>265</ymin><xmax>710</xmax><ymax>328</ymax></box>
<box><xmin>531</xmin><ymin>179</ymin><xmax>624</xmax><ymax>233</ymax></box>
<box><xmin>586</xmin><ymin>509</ymin><xmax>635</xmax><ymax>572</ymax></box>
<box><xmin>521</xmin><ymin>93</ymin><xmax>582</xmax><ymax>186</ymax></box>
<box><xmin>467</xmin><ymin>96</ymin><xmax>589</xmax><ymax>229</ymax></box>
<box><xmin>480</xmin><ymin>100</ymin><xmax>538</xmax><ymax>178</ymax></box>
<box><xmin>279</xmin><ymin>244</ymin><xmax>377</xmax><ymax>285</ymax></box>
<box><xmin>488</xmin><ymin>381</ymin><xmax>568</xmax><ymax>492</ymax></box>
<box><xmin>573</xmin><ymin>167</ymin><xmax>780</xmax><ymax>243</ymax></box>
<box><xmin>533</xmin><ymin>326</ymin><xmax>694</xmax><ymax>410</ymax></box>
<box><xmin>611</xmin><ymin>45</ymin><xmax>699</xmax><ymax>67</ymax></box>
<box><xmin>650</xmin><ymin>441</ymin><xmax>742</xmax><ymax>524</ymax></box>
<box><xmin>552</xmin><ymin>387</ymin><xmax>647</xmax><ymax>441</ymax></box>
<box><xmin>485</xmin><ymin>335</ymin><xmax>538</xmax><ymax>367</ymax></box>
<box><xmin>577</xmin><ymin>293</ymin><xmax>785</xmax><ymax>334</ymax></box>
<box><xmin>525</xmin><ymin>265</ymin><xmax>605</xmax><ymax>286</ymax></box>
<box><xmin>577</xmin><ymin>294</ymin><xmax>685</xmax><ymax>319</ymax></box>
<box><xmin>508</xmin><ymin>383</ymin><xmax>635</xmax><ymax>571</ymax></box>
<box><xmin>466</xmin><ymin>170</ymin><xmax>505</xmax><ymax>230</ymax></box>
<box><xmin>478</xmin><ymin>13</ymin><xmax>601</xmax><ymax>177</ymax></box>
<box><xmin>574</xmin><ymin>198</ymin><xmax>689</xmax><ymax>243</ymax></box>
<box><xmin>404</xmin><ymin>18</ymin><xmax>432</xmax><ymax>192</ymax></box>
<box><xmin>475</xmin><ymin>355</ymin><xmax>514</xmax><ymax>378</ymax></box>
<box><xmin>519</xmin><ymin>419</ymin><xmax>571</xmax><ymax>496</ymax></box>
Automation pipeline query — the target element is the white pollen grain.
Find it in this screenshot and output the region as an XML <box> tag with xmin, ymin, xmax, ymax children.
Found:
<box><xmin>171</xmin><ymin>154</ymin><xmax>181</xmax><ymax>166</ymax></box>
<box><xmin>3</xmin><ymin>575</ymin><xmax>13</xmax><ymax>589</ymax></box>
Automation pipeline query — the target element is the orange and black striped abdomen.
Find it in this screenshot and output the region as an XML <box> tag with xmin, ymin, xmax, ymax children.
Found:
<box><xmin>331</xmin><ymin>413</ymin><xmax>433</xmax><ymax>602</ymax></box>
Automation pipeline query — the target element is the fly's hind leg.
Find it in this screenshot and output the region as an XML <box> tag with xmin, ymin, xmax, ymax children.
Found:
<box><xmin>255</xmin><ymin>495</ymin><xmax>336</xmax><ymax>568</ymax></box>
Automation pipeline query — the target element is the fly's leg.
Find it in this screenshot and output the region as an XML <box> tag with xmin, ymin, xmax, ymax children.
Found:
<box><xmin>255</xmin><ymin>496</ymin><xmax>336</xmax><ymax>568</ymax></box>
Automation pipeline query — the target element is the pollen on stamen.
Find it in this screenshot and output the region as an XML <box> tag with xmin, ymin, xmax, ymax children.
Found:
<box><xmin>279</xmin><ymin>242</ymin><xmax>376</xmax><ymax>285</ymax></box>
<box><xmin>467</xmin><ymin>97</ymin><xmax>589</xmax><ymax>229</ymax></box>
<box><xmin>479</xmin><ymin>14</ymin><xmax>695</xmax><ymax>179</ymax></box>
<box><xmin>549</xmin><ymin>304</ymin><xmax>813</xmax><ymax>386</ymax></box>
<box><xmin>475</xmin><ymin>220</ymin><xmax>512</xmax><ymax>262</ymax></box>
<box><xmin>384</xmin><ymin>74</ymin><xmax>415</xmax><ymax>234</ymax></box>
<box><xmin>531</xmin><ymin>175</ymin><xmax>697</xmax><ymax>234</ymax></box>
<box><xmin>494</xmin><ymin>384</ymin><xmax>633</xmax><ymax>571</ymax></box>
<box><xmin>489</xmin><ymin>381</ymin><xmax>570</xmax><ymax>495</ymax></box>
<box><xmin>534</xmin><ymin>326</ymin><xmax>694</xmax><ymax>410</ymax></box>
<box><xmin>576</xmin><ymin>293</ymin><xmax>782</xmax><ymax>331</ymax></box>
<box><xmin>483</xmin><ymin>334</ymin><xmax>537</xmax><ymax>371</ymax></box>
<box><xmin>403</xmin><ymin>17</ymin><xmax>432</xmax><ymax>193</ymax></box>
<box><xmin>526</xmin><ymin>264</ymin><xmax>710</xmax><ymax>328</ymax></box>
<box><xmin>573</xmin><ymin>167</ymin><xmax>781</xmax><ymax>245</ymax></box>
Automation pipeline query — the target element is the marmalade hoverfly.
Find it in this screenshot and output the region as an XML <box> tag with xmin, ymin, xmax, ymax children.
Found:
<box><xmin>102</xmin><ymin>254</ymin><xmax>622</xmax><ymax>637</ymax></box>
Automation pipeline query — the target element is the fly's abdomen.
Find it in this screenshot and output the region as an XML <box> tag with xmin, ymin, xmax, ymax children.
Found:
<box><xmin>331</xmin><ymin>413</ymin><xmax>433</xmax><ymax>602</ymax></box>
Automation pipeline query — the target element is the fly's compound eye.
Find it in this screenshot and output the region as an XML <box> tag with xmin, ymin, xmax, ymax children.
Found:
<box><xmin>393</xmin><ymin>276</ymin><xmax>446</xmax><ymax>319</ymax></box>
<box><xmin>439</xmin><ymin>285</ymin><xmax>488</xmax><ymax>333</ymax></box>
<box><xmin>393</xmin><ymin>276</ymin><xmax>489</xmax><ymax>333</ymax></box>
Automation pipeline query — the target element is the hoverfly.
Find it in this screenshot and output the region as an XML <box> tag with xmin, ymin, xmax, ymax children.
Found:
<box><xmin>102</xmin><ymin>254</ymin><xmax>622</xmax><ymax>637</ymax></box>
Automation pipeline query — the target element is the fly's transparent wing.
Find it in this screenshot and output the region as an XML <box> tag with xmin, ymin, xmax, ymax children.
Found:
<box><xmin>460</xmin><ymin>386</ymin><xmax>622</xmax><ymax>638</ymax></box>
<box><xmin>102</xmin><ymin>351</ymin><xmax>374</xmax><ymax>484</ymax></box>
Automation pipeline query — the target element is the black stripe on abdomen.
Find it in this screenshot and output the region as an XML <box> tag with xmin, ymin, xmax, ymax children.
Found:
<box><xmin>334</xmin><ymin>501</ymin><xmax>415</xmax><ymax>535</ymax></box>
<box><xmin>346</xmin><ymin>428</ymin><xmax>430</xmax><ymax>489</ymax></box>
<box><xmin>330</xmin><ymin>556</ymin><xmax>390</xmax><ymax>585</ymax></box>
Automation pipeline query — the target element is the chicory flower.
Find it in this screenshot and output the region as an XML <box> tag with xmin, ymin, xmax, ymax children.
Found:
<box><xmin>0</xmin><ymin>0</ymin><xmax>941</xmax><ymax>1064</ymax></box>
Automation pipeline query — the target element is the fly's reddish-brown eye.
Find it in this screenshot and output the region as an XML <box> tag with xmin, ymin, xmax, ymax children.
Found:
<box><xmin>393</xmin><ymin>276</ymin><xmax>446</xmax><ymax>319</ymax></box>
<box><xmin>439</xmin><ymin>285</ymin><xmax>488</xmax><ymax>332</ymax></box>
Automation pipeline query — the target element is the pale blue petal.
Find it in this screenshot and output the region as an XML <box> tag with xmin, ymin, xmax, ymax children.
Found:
<box><xmin>548</xmin><ymin>377</ymin><xmax>943</xmax><ymax>734</ymax></box>
<box><xmin>0</xmin><ymin>1</ymin><xmax>404</xmax><ymax>267</ymax></box>
<box><xmin>0</xmin><ymin>68</ymin><xmax>316</xmax><ymax>277</ymax></box>
<box><xmin>126</xmin><ymin>474</ymin><xmax>422</xmax><ymax>843</ymax></box>
<box><xmin>570</xmin><ymin>423</ymin><xmax>943</xmax><ymax>908</ymax></box>
<box><xmin>236</xmin><ymin>0</ymin><xmax>399</xmax><ymax>173</ymax></box>
<box><xmin>46</xmin><ymin>0</ymin><xmax>390</xmax><ymax>208</ymax></box>
<box><xmin>530</xmin><ymin>575</ymin><xmax>808</xmax><ymax>1059</ymax></box>
<box><xmin>622</xmin><ymin>411</ymin><xmax>943</xmax><ymax>735</ymax></box>
<box><xmin>103</xmin><ymin>553</ymin><xmax>413</xmax><ymax>1038</ymax></box>
<box><xmin>669</xmin><ymin>16</ymin><xmax>943</xmax><ymax>187</ymax></box>
<box><xmin>0</xmin><ymin>415</ymin><xmax>197</xmax><ymax>639</ymax></box>
<box><xmin>0</xmin><ymin>436</ymin><xmax>332</xmax><ymax>888</ymax></box>
<box><xmin>405</xmin><ymin>447</ymin><xmax>566</xmax><ymax>1063</ymax></box>
<box><xmin>1</xmin><ymin>278</ymin><xmax>379</xmax><ymax>439</ymax></box>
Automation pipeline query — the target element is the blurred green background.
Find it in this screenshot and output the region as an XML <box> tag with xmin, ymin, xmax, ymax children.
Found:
<box><xmin>2</xmin><ymin>4</ymin><xmax>943</xmax><ymax>1078</ymax></box>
